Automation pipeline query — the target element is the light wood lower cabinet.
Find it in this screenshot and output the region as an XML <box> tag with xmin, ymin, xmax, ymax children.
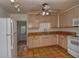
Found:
<box><xmin>40</xmin><ymin>35</ymin><xmax>57</xmax><ymax>47</ymax></box>
<box><xmin>27</xmin><ymin>36</ymin><xmax>33</xmax><ymax>48</ymax></box>
<box><xmin>27</xmin><ymin>36</ymin><xmax>40</xmax><ymax>48</ymax></box>
<box><xmin>28</xmin><ymin>35</ymin><xmax>57</xmax><ymax>48</ymax></box>
<box><xmin>58</xmin><ymin>35</ymin><xmax>67</xmax><ymax>50</ymax></box>
<box><xmin>28</xmin><ymin>34</ymin><xmax>68</xmax><ymax>49</ymax></box>
<box><xmin>32</xmin><ymin>36</ymin><xmax>40</xmax><ymax>48</ymax></box>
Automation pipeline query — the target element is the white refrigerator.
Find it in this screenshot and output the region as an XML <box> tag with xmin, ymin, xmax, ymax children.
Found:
<box><xmin>0</xmin><ymin>18</ymin><xmax>17</xmax><ymax>58</ymax></box>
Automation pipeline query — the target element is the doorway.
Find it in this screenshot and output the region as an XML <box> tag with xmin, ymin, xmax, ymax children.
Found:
<box><xmin>17</xmin><ymin>21</ymin><xmax>27</xmax><ymax>51</ymax></box>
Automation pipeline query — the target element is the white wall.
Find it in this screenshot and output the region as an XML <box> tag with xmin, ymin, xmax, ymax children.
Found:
<box><xmin>10</xmin><ymin>14</ymin><xmax>28</xmax><ymax>41</ymax></box>
<box><xmin>10</xmin><ymin>14</ymin><xmax>28</xmax><ymax>21</ymax></box>
<box><xmin>0</xmin><ymin>6</ymin><xmax>9</xmax><ymax>18</ymax></box>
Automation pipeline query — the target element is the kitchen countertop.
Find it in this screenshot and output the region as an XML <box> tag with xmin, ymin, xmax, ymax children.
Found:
<box><xmin>28</xmin><ymin>31</ymin><xmax>76</xmax><ymax>36</ymax></box>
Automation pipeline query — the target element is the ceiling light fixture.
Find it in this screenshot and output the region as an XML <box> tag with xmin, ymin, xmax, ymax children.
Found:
<box><xmin>10</xmin><ymin>0</ymin><xmax>21</xmax><ymax>12</ymax></box>
<box><xmin>42</xmin><ymin>3</ymin><xmax>50</xmax><ymax>10</ymax></box>
<box><xmin>41</xmin><ymin>3</ymin><xmax>50</xmax><ymax>16</ymax></box>
<box><xmin>46</xmin><ymin>12</ymin><xmax>49</xmax><ymax>15</ymax></box>
<box><xmin>14</xmin><ymin>4</ymin><xmax>20</xmax><ymax>8</ymax></box>
<box><xmin>42</xmin><ymin>11</ymin><xmax>45</xmax><ymax>16</ymax></box>
<box><xmin>10</xmin><ymin>0</ymin><xmax>15</xmax><ymax>3</ymax></box>
<box><xmin>42</xmin><ymin>11</ymin><xmax>49</xmax><ymax>16</ymax></box>
<box><xmin>17</xmin><ymin>8</ymin><xmax>20</xmax><ymax>12</ymax></box>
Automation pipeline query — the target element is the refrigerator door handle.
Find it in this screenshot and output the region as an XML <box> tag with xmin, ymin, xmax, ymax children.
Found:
<box><xmin>11</xmin><ymin>21</ymin><xmax>13</xmax><ymax>49</ymax></box>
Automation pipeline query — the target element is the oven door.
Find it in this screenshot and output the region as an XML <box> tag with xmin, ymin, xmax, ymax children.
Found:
<box><xmin>68</xmin><ymin>37</ymin><xmax>79</xmax><ymax>57</ymax></box>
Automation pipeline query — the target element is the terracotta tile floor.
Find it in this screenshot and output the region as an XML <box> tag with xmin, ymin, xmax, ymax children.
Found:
<box><xmin>17</xmin><ymin>45</ymin><xmax>74</xmax><ymax>58</ymax></box>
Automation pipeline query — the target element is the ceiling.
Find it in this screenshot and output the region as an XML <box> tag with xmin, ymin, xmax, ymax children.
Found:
<box><xmin>0</xmin><ymin>0</ymin><xmax>79</xmax><ymax>13</ymax></box>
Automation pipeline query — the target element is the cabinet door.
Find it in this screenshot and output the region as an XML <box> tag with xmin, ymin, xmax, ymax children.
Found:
<box><xmin>28</xmin><ymin>36</ymin><xmax>33</xmax><ymax>48</ymax></box>
<box><xmin>78</xmin><ymin>6</ymin><xmax>79</xmax><ymax>17</ymax></box>
<box><xmin>58</xmin><ymin>35</ymin><xmax>62</xmax><ymax>46</ymax></box>
<box><xmin>60</xmin><ymin>13</ymin><xmax>69</xmax><ymax>27</ymax></box>
<box><xmin>32</xmin><ymin>36</ymin><xmax>40</xmax><ymax>48</ymax></box>
<box><xmin>40</xmin><ymin>35</ymin><xmax>49</xmax><ymax>47</ymax></box>
<box><xmin>64</xmin><ymin>10</ymin><xmax>73</xmax><ymax>27</ymax></box>
<box><xmin>73</xmin><ymin>6</ymin><xmax>79</xmax><ymax>18</ymax></box>
<box><xmin>73</xmin><ymin>7</ymin><xmax>78</xmax><ymax>18</ymax></box>
<box><xmin>40</xmin><ymin>35</ymin><xmax>52</xmax><ymax>47</ymax></box>
<box><xmin>58</xmin><ymin>35</ymin><xmax>67</xmax><ymax>49</ymax></box>
<box><xmin>59</xmin><ymin>14</ymin><xmax>64</xmax><ymax>27</ymax></box>
<box><xmin>60</xmin><ymin>9</ymin><xmax>73</xmax><ymax>27</ymax></box>
<box><xmin>40</xmin><ymin>35</ymin><xmax>57</xmax><ymax>47</ymax></box>
<box><xmin>28</xmin><ymin>36</ymin><xmax>40</xmax><ymax>48</ymax></box>
<box><xmin>62</xmin><ymin>36</ymin><xmax>67</xmax><ymax>49</ymax></box>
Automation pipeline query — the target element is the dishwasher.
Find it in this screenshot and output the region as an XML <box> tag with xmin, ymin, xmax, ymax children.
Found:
<box><xmin>67</xmin><ymin>36</ymin><xmax>79</xmax><ymax>58</ymax></box>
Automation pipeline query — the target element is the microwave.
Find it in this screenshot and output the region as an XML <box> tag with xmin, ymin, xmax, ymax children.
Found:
<box><xmin>73</xmin><ymin>18</ymin><xmax>79</xmax><ymax>27</ymax></box>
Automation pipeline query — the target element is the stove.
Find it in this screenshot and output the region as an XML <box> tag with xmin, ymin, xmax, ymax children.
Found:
<box><xmin>67</xmin><ymin>36</ymin><xmax>79</xmax><ymax>58</ymax></box>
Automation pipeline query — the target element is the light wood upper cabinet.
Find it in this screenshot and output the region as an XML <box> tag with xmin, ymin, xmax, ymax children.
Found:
<box><xmin>73</xmin><ymin>6</ymin><xmax>79</xmax><ymax>18</ymax></box>
<box><xmin>78</xmin><ymin>6</ymin><xmax>79</xmax><ymax>17</ymax></box>
<box><xmin>60</xmin><ymin>6</ymin><xmax>79</xmax><ymax>28</ymax></box>
<box><xmin>59</xmin><ymin>12</ymin><xmax>73</xmax><ymax>28</ymax></box>
<box><xmin>64</xmin><ymin>9</ymin><xmax>73</xmax><ymax>27</ymax></box>
<box><xmin>73</xmin><ymin>7</ymin><xmax>78</xmax><ymax>18</ymax></box>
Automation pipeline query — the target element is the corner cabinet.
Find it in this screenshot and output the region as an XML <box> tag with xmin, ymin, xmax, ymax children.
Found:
<box><xmin>58</xmin><ymin>35</ymin><xmax>67</xmax><ymax>50</ymax></box>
